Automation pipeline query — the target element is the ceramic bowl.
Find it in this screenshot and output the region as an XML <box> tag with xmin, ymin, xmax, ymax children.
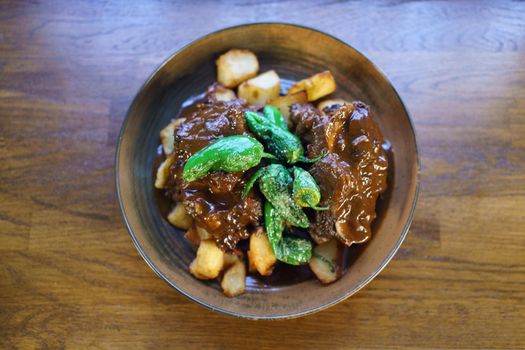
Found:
<box><xmin>116</xmin><ymin>23</ymin><xmax>419</xmax><ymax>319</ymax></box>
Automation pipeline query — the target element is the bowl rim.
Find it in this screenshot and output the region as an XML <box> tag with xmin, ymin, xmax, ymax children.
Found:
<box><xmin>115</xmin><ymin>22</ymin><xmax>421</xmax><ymax>320</ymax></box>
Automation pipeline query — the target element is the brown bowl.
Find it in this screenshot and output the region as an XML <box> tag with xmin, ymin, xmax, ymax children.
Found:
<box><xmin>116</xmin><ymin>23</ymin><xmax>419</xmax><ymax>319</ymax></box>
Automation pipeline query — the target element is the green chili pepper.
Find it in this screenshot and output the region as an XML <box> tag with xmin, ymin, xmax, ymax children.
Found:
<box><xmin>259</xmin><ymin>164</ymin><xmax>309</xmax><ymax>228</ymax></box>
<box><xmin>243</xmin><ymin>164</ymin><xmax>309</xmax><ymax>228</ymax></box>
<box><xmin>246</xmin><ymin>111</ymin><xmax>319</xmax><ymax>164</ymax></box>
<box><xmin>263</xmin><ymin>105</ymin><xmax>288</xmax><ymax>130</ymax></box>
<box><xmin>242</xmin><ymin>167</ymin><xmax>266</xmax><ymax>198</ymax></box>
<box><xmin>280</xmin><ymin>236</ymin><xmax>312</xmax><ymax>265</ymax></box>
<box><xmin>292</xmin><ymin>167</ymin><xmax>329</xmax><ymax>211</ymax></box>
<box><xmin>264</xmin><ymin>200</ymin><xmax>285</xmax><ymax>247</ymax></box>
<box><xmin>182</xmin><ymin>135</ymin><xmax>270</xmax><ymax>182</ymax></box>
<box><xmin>299</xmin><ymin>151</ymin><xmax>327</xmax><ymax>164</ymax></box>
<box><xmin>264</xmin><ymin>201</ymin><xmax>312</xmax><ymax>265</ymax></box>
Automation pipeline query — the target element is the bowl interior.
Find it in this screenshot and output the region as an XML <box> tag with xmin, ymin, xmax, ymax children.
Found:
<box><xmin>116</xmin><ymin>23</ymin><xmax>418</xmax><ymax>319</ymax></box>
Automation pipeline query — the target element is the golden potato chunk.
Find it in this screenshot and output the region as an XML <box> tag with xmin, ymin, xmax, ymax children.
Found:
<box><xmin>247</xmin><ymin>228</ymin><xmax>276</xmax><ymax>276</ymax></box>
<box><xmin>248</xmin><ymin>254</ymin><xmax>256</xmax><ymax>273</ymax></box>
<box><xmin>216</xmin><ymin>49</ymin><xmax>259</xmax><ymax>88</ymax></box>
<box><xmin>309</xmin><ymin>240</ymin><xmax>340</xmax><ymax>284</ymax></box>
<box><xmin>189</xmin><ymin>240</ymin><xmax>224</xmax><ymax>280</ymax></box>
<box><xmin>195</xmin><ymin>225</ymin><xmax>211</xmax><ymax>240</ymax></box>
<box><xmin>154</xmin><ymin>154</ymin><xmax>174</xmax><ymax>189</ymax></box>
<box><xmin>268</xmin><ymin>91</ymin><xmax>308</xmax><ymax>122</ymax></box>
<box><xmin>159</xmin><ymin>118</ymin><xmax>185</xmax><ymax>155</ymax></box>
<box><xmin>167</xmin><ymin>202</ymin><xmax>193</xmax><ymax>230</ymax></box>
<box><xmin>221</xmin><ymin>259</ymin><xmax>246</xmax><ymax>297</ymax></box>
<box><xmin>288</xmin><ymin>70</ymin><xmax>336</xmax><ymax>101</ymax></box>
<box><xmin>238</xmin><ymin>70</ymin><xmax>280</xmax><ymax>106</ymax></box>
<box><xmin>317</xmin><ymin>99</ymin><xmax>351</xmax><ymax>114</ymax></box>
<box><xmin>223</xmin><ymin>252</ymin><xmax>241</xmax><ymax>268</ymax></box>
<box><xmin>209</xmin><ymin>84</ymin><xmax>236</xmax><ymax>102</ymax></box>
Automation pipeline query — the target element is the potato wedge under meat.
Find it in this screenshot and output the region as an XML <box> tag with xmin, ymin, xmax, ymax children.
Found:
<box><xmin>247</xmin><ymin>228</ymin><xmax>276</xmax><ymax>276</ymax></box>
<box><xmin>309</xmin><ymin>240</ymin><xmax>340</xmax><ymax>284</ymax></box>
<box><xmin>238</xmin><ymin>70</ymin><xmax>281</xmax><ymax>106</ymax></box>
<box><xmin>189</xmin><ymin>240</ymin><xmax>224</xmax><ymax>280</ymax></box>
<box><xmin>160</xmin><ymin>118</ymin><xmax>185</xmax><ymax>155</ymax></box>
<box><xmin>318</xmin><ymin>99</ymin><xmax>351</xmax><ymax>114</ymax></box>
<box><xmin>154</xmin><ymin>154</ymin><xmax>175</xmax><ymax>189</ymax></box>
<box><xmin>167</xmin><ymin>202</ymin><xmax>193</xmax><ymax>230</ymax></box>
<box><xmin>216</xmin><ymin>49</ymin><xmax>259</xmax><ymax>88</ymax></box>
<box><xmin>221</xmin><ymin>259</ymin><xmax>246</xmax><ymax>297</ymax></box>
<box><xmin>268</xmin><ymin>91</ymin><xmax>308</xmax><ymax>122</ymax></box>
<box><xmin>288</xmin><ymin>70</ymin><xmax>336</xmax><ymax>101</ymax></box>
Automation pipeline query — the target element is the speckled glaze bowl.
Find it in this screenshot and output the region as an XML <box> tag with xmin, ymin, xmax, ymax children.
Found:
<box><xmin>116</xmin><ymin>23</ymin><xmax>419</xmax><ymax>319</ymax></box>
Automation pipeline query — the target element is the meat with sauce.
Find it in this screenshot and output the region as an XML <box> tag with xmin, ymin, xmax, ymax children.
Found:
<box><xmin>166</xmin><ymin>97</ymin><xmax>262</xmax><ymax>251</ymax></box>
<box><xmin>290</xmin><ymin>101</ymin><xmax>388</xmax><ymax>246</ymax></box>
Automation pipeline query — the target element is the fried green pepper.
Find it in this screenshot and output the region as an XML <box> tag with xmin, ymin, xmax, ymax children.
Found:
<box><xmin>263</xmin><ymin>105</ymin><xmax>287</xmax><ymax>130</ymax></box>
<box><xmin>264</xmin><ymin>201</ymin><xmax>312</xmax><ymax>265</ymax></box>
<box><xmin>182</xmin><ymin>135</ymin><xmax>270</xmax><ymax>182</ymax></box>
<box><xmin>264</xmin><ymin>200</ymin><xmax>285</xmax><ymax>247</ymax></box>
<box><xmin>243</xmin><ymin>164</ymin><xmax>309</xmax><ymax>228</ymax></box>
<box><xmin>292</xmin><ymin>166</ymin><xmax>329</xmax><ymax>211</ymax></box>
<box><xmin>245</xmin><ymin>111</ymin><xmax>321</xmax><ymax>164</ymax></box>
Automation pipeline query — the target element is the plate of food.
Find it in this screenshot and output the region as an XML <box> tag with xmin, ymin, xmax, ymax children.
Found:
<box><xmin>116</xmin><ymin>23</ymin><xmax>419</xmax><ymax>319</ymax></box>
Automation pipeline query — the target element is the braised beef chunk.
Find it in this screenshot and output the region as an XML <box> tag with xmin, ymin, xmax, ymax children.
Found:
<box><xmin>289</xmin><ymin>103</ymin><xmax>328</xmax><ymax>144</ymax></box>
<box><xmin>167</xmin><ymin>98</ymin><xmax>262</xmax><ymax>251</ymax></box>
<box><xmin>309</xmin><ymin>152</ymin><xmax>357</xmax><ymax>244</ymax></box>
<box><xmin>322</xmin><ymin>104</ymin><xmax>343</xmax><ymax>115</ymax></box>
<box><xmin>169</xmin><ymin>98</ymin><xmax>248</xmax><ymax>199</ymax></box>
<box><xmin>183</xmin><ymin>171</ymin><xmax>262</xmax><ymax>251</ymax></box>
<box><xmin>291</xmin><ymin>102</ymin><xmax>388</xmax><ymax>246</ymax></box>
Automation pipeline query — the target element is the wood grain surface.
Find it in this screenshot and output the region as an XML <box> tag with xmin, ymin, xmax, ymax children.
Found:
<box><xmin>1</xmin><ymin>0</ymin><xmax>524</xmax><ymax>349</ymax></box>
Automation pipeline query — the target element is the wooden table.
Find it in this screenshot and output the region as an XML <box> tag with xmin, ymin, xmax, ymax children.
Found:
<box><xmin>1</xmin><ymin>1</ymin><xmax>524</xmax><ymax>348</ymax></box>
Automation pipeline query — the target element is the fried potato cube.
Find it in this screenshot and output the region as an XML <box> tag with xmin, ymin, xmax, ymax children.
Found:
<box><xmin>216</xmin><ymin>49</ymin><xmax>259</xmax><ymax>88</ymax></box>
<box><xmin>248</xmin><ymin>253</ymin><xmax>256</xmax><ymax>273</ymax></box>
<box><xmin>221</xmin><ymin>259</ymin><xmax>246</xmax><ymax>297</ymax></box>
<box><xmin>160</xmin><ymin>118</ymin><xmax>185</xmax><ymax>155</ymax></box>
<box><xmin>207</xmin><ymin>83</ymin><xmax>237</xmax><ymax>102</ymax></box>
<box><xmin>288</xmin><ymin>70</ymin><xmax>336</xmax><ymax>101</ymax></box>
<box><xmin>214</xmin><ymin>86</ymin><xmax>236</xmax><ymax>102</ymax></box>
<box><xmin>195</xmin><ymin>225</ymin><xmax>211</xmax><ymax>240</ymax></box>
<box><xmin>238</xmin><ymin>70</ymin><xmax>281</xmax><ymax>106</ymax></box>
<box><xmin>309</xmin><ymin>240</ymin><xmax>340</xmax><ymax>284</ymax></box>
<box><xmin>189</xmin><ymin>240</ymin><xmax>224</xmax><ymax>280</ymax></box>
<box><xmin>167</xmin><ymin>202</ymin><xmax>193</xmax><ymax>230</ymax></box>
<box><xmin>247</xmin><ymin>228</ymin><xmax>276</xmax><ymax>276</ymax></box>
<box><xmin>223</xmin><ymin>252</ymin><xmax>241</xmax><ymax>268</ymax></box>
<box><xmin>160</xmin><ymin>122</ymin><xmax>176</xmax><ymax>155</ymax></box>
<box><xmin>317</xmin><ymin>99</ymin><xmax>351</xmax><ymax>114</ymax></box>
<box><xmin>154</xmin><ymin>154</ymin><xmax>174</xmax><ymax>189</ymax></box>
<box><xmin>268</xmin><ymin>90</ymin><xmax>308</xmax><ymax>121</ymax></box>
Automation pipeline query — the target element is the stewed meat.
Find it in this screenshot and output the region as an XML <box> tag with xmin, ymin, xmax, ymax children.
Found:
<box><xmin>290</xmin><ymin>101</ymin><xmax>388</xmax><ymax>246</ymax></box>
<box><xmin>167</xmin><ymin>98</ymin><xmax>262</xmax><ymax>251</ymax></box>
